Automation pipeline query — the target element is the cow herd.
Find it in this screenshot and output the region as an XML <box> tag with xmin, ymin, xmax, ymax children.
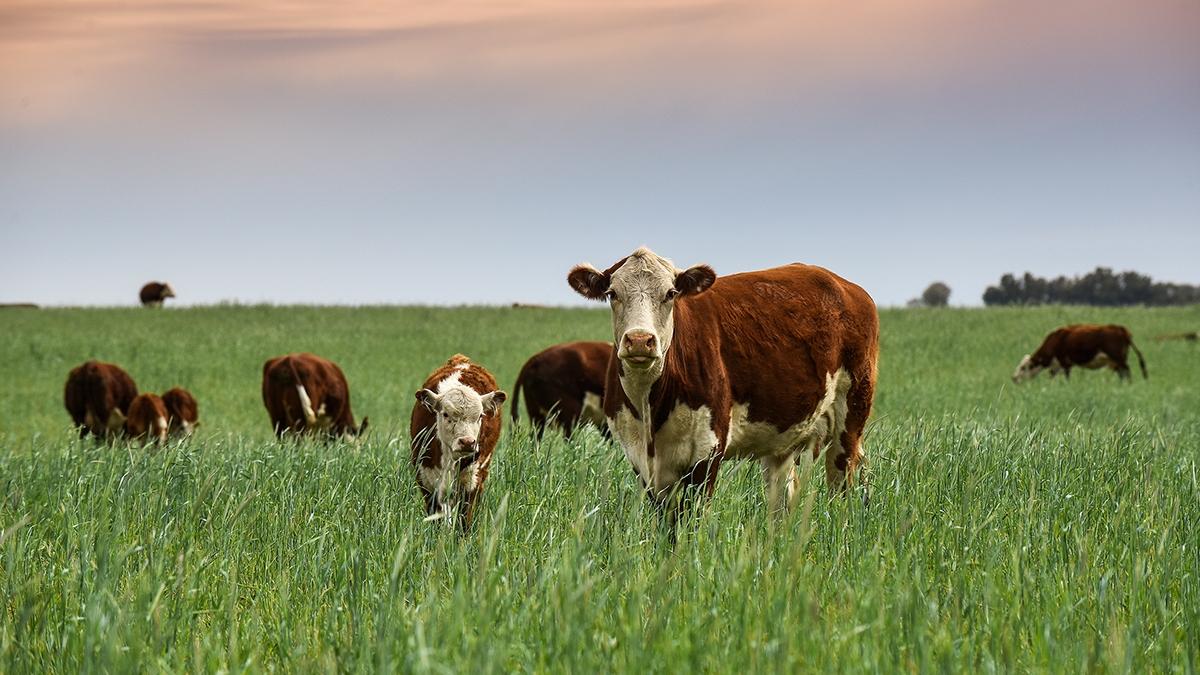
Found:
<box><xmin>64</xmin><ymin>247</ymin><xmax>1154</xmax><ymax>531</ymax></box>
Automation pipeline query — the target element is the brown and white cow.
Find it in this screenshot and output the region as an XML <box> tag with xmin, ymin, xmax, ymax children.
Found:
<box><xmin>162</xmin><ymin>387</ymin><xmax>200</xmax><ymax>437</ymax></box>
<box><xmin>567</xmin><ymin>247</ymin><xmax>879</xmax><ymax>518</ymax></box>
<box><xmin>262</xmin><ymin>353</ymin><xmax>368</xmax><ymax>439</ymax></box>
<box><xmin>139</xmin><ymin>282</ymin><xmax>175</xmax><ymax>307</ymax></box>
<box><xmin>122</xmin><ymin>393</ymin><xmax>170</xmax><ymax>445</ymax></box>
<box><xmin>64</xmin><ymin>360</ymin><xmax>139</xmax><ymax>439</ymax></box>
<box><xmin>1012</xmin><ymin>324</ymin><xmax>1147</xmax><ymax>383</ymax></box>
<box><xmin>511</xmin><ymin>340</ymin><xmax>612</xmax><ymax>437</ymax></box>
<box><xmin>411</xmin><ymin>355</ymin><xmax>507</xmax><ymax>530</ymax></box>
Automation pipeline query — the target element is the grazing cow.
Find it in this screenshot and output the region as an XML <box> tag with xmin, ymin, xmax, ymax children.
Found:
<box><xmin>567</xmin><ymin>247</ymin><xmax>879</xmax><ymax>520</ymax></box>
<box><xmin>162</xmin><ymin>387</ymin><xmax>199</xmax><ymax>437</ymax></box>
<box><xmin>64</xmin><ymin>361</ymin><xmax>139</xmax><ymax>439</ymax></box>
<box><xmin>511</xmin><ymin>340</ymin><xmax>612</xmax><ymax>437</ymax></box>
<box><xmin>411</xmin><ymin>355</ymin><xmax>507</xmax><ymax>530</ymax></box>
<box><xmin>1012</xmin><ymin>324</ymin><xmax>1147</xmax><ymax>383</ymax></box>
<box><xmin>139</xmin><ymin>282</ymin><xmax>175</xmax><ymax>307</ymax></box>
<box><xmin>261</xmin><ymin>353</ymin><xmax>368</xmax><ymax>439</ymax></box>
<box><xmin>122</xmin><ymin>393</ymin><xmax>170</xmax><ymax>445</ymax></box>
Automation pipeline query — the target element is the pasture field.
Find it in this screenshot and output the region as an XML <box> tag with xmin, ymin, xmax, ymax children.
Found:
<box><xmin>1</xmin><ymin>304</ymin><xmax>1198</xmax><ymax>673</ymax></box>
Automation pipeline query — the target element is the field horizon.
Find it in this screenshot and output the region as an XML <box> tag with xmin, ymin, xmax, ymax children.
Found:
<box><xmin>2</xmin><ymin>304</ymin><xmax>1198</xmax><ymax>672</ymax></box>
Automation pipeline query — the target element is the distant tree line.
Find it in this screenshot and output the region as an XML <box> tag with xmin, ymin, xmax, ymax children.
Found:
<box><xmin>983</xmin><ymin>267</ymin><xmax>1200</xmax><ymax>306</ymax></box>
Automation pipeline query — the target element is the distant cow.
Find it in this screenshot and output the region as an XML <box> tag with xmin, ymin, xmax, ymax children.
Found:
<box><xmin>139</xmin><ymin>282</ymin><xmax>175</xmax><ymax>307</ymax></box>
<box><xmin>162</xmin><ymin>387</ymin><xmax>199</xmax><ymax>437</ymax></box>
<box><xmin>1013</xmin><ymin>324</ymin><xmax>1147</xmax><ymax>383</ymax></box>
<box><xmin>511</xmin><ymin>340</ymin><xmax>611</xmax><ymax>437</ymax></box>
<box><xmin>122</xmin><ymin>393</ymin><xmax>170</xmax><ymax>445</ymax></box>
<box><xmin>567</xmin><ymin>246</ymin><xmax>879</xmax><ymax>520</ymax></box>
<box><xmin>64</xmin><ymin>361</ymin><xmax>138</xmax><ymax>439</ymax></box>
<box><xmin>411</xmin><ymin>355</ymin><xmax>507</xmax><ymax>530</ymax></box>
<box><xmin>262</xmin><ymin>353</ymin><xmax>368</xmax><ymax>439</ymax></box>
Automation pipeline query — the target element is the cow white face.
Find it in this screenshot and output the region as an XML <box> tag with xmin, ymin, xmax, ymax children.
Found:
<box><xmin>1011</xmin><ymin>354</ymin><xmax>1043</xmax><ymax>383</ymax></box>
<box><xmin>416</xmin><ymin>386</ymin><xmax>506</xmax><ymax>454</ymax></box>
<box><xmin>162</xmin><ymin>284</ymin><xmax>176</xmax><ymax>299</ymax></box>
<box><xmin>568</xmin><ymin>247</ymin><xmax>716</xmax><ymax>380</ymax></box>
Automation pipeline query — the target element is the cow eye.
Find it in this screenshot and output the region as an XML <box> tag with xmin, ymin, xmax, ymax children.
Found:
<box><xmin>604</xmin><ymin>290</ymin><xmax>617</xmax><ymax>302</ymax></box>
<box><xmin>664</xmin><ymin>289</ymin><xmax>680</xmax><ymax>302</ymax></box>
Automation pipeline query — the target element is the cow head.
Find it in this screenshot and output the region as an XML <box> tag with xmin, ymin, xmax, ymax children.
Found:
<box><xmin>416</xmin><ymin>387</ymin><xmax>506</xmax><ymax>455</ymax></box>
<box><xmin>568</xmin><ymin>247</ymin><xmax>715</xmax><ymax>381</ymax></box>
<box><xmin>1011</xmin><ymin>354</ymin><xmax>1043</xmax><ymax>383</ymax></box>
<box><xmin>161</xmin><ymin>283</ymin><xmax>176</xmax><ymax>300</ymax></box>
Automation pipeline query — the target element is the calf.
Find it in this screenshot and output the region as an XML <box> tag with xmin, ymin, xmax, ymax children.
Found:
<box><xmin>411</xmin><ymin>355</ymin><xmax>507</xmax><ymax>530</ymax></box>
<box><xmin>1013</xmin><ymin>324</ymin><xmax>1147</xmax><ymax>383</ymax></box>
<box><xmin>139</xmin><ymin>282</ymin><xmax>175</xmax><ymax>307</ymax></box>
<box><xmin>262</xmin><ymin>353</ymin><xmax>368</xmax><ymax>439</ymax></box>
<box><xmin>511</xmin><ymin>340</ymin><xmax>611</xmax><ymax>437</ymax></box>
<box><xmin>568</xmin><ymin>247</ymin><xmax>879</xmax><ymax>521</ymax></box>
<box><xmin>122</xmin><ymin>393</ymin><xmax>170</xmax><ymax>445</ymax></box>
<box><xmin>64</xmin><ymin>361</ymin><xmax>139</xmax><ymax>439</ymax></box>
<box><xmin>162</xmin><ymin>387</ymin><xmax>199</xmax><ymax>437</ymax></box>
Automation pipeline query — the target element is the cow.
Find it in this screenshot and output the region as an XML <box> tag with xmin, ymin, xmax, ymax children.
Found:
<box><xmin>261</xmin><ymin>353</ymin><xmax>368</xmax><ymax>439</ymax></box>
<box><xmin>511</xmin><ymin>340</ymin><xmax>612</xmax><ymax>437</ymax></box>
<box><xmin>139</xmin><ymin>282</ymin><xmax>175</xmax><ymax>307</ymax></box>
<box><xmin>162</xmin><ymin>387</ymin><xmax>200</xmax><ymax>437</ymax></box>
<box><xmin>1012</xmin><ymin>324</ymin><xmax>1147</xmax><ymax>383</ymax></box>
<box><xmin>411</xmin><ymin>355</ymin><xmax>507</xmax><ymax>530</ymax></box>
<box><xmin>64</xmin><ymin>360</ymin><xmax>139</xmax><ymax>440</ymax></box>
<box><xmin>121</xmin><ymin>393</ymin><xmax>170</xmax><ymax>445</ymax></box>
<box><xmin>567</xmin><ymin>246</ymin><xmax>879</xmax><ymax>521</ymax></box>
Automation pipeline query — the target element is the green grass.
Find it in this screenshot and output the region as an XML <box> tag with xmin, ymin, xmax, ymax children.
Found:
<box><xmin>1</xmin><ymin>304</ymin><xmax>1198</xmax><ymax>672</ymax></box>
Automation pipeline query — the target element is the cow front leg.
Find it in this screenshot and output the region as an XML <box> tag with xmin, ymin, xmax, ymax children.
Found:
<box><xmin>761</xmin><ymin>453</ymin><xmax>798</xmax><ymax>515</ymax></box>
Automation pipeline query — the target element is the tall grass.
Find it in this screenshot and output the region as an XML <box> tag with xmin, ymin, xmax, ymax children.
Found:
<box><xmin>1</xmin><ymin>304</ymin><xmax>1197</xmax><ymax>672</ymax></box>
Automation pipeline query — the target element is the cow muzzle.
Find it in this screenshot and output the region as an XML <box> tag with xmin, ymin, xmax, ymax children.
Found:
<box><xmin>620</xmin><ymin>331</ymin><xmax>659</xmax><ymax>368</ymax></box>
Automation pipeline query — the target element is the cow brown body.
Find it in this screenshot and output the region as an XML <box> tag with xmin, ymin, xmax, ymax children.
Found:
<box><xmin>568</xmin><ymin>247</ymin><xmax>878</xmax><ymax>520</ymax></box>
<box><xmin>511</xmin><ymin>340</ymin><xmax>611</xmax><ymax>437</ymax></box>
<box><xmin>1014</xmin><ymin>324</ymin><xmax>1147</xmax><ymax>382</ymax></box>
<box><xmin>261</xmin><ymin>353</ymin><xmax>367</xmax><ymax>439</ymax></box>
<box><xmin>162</xmin><ymin>387</ymin><xmax>199</xmax><ymax>437</ymax></box>
<box><xmin>411</xmin><ymin>355</ymin><xmax>506</xmax><ymax>530</ymax></box>
<box><xmin>124</xmin><ymin>393</ymin><xmax>170</xmax><ymax>444</ymax></box>
<box><xmin>139</xmin><ymin>282</ymin><xmax>175</xmax><ymax>307</ymax></box>
<box><xmin>64</xmin><ymin>361</ymin><xmax>139</xmax><ymax>439</ymax></box>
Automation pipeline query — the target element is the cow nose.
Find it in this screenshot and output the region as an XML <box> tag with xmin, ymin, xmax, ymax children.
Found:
<box><xmin>622</xmin><ymin>331</ymin><xmax>657</xmax><ymax>354</ymax></box>
<box><xmin>456</xmin><ymin>436</ymin><xmax>476</xmax><ymax>450</ymax></box>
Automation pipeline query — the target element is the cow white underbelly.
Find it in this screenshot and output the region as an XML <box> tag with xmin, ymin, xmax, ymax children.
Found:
<box><xmin>580</xmin><ymin>392</ymin><xmax>606</xmax><ymax>427</ymax></box>
<box><xmin>609</xmin><ymin>368</ymin><xmax>849</xmax><ymax>495</ymax></box>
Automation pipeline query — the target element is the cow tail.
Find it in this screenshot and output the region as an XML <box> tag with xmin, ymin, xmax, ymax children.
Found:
<box><xmin>1130</xmin><ymin>341</ymin><xmax>1148</xmax><ymax>379</ymax></box>
<box><xmin>287</xmin><ymin>357</ymin><xmax>318</xmax><ymax>425</ymax></box>
<box><xmin>510</xmin><ymin>364</ymin><xmax>526</xmax><ymax>423</ymax></box>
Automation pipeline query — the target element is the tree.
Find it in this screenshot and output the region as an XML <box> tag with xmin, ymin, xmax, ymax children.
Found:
<box><xmin>921</xmin><ymin>282</ymin><xmax>951</xmax><ymax>307</ymax></box>
<box><xmin>982</xmin><ymin>267</ymin><xmax>1200</xmax><ymax>306</ymax></box>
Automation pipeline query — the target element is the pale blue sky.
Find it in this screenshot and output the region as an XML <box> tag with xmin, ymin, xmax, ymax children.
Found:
<box><xmin>2</xmin><ymin>0</ymin><xmax>1197</xmax><ymax>306</ymax></box>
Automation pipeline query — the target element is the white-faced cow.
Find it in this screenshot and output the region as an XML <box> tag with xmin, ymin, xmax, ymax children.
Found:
<box><xmin>139</xmin><ymin>282</ymin><xmax>175</xmax><ymax>307</ymax></box>
<box><xmin>511</xmin><ymin>340</ymin><xmax>611</xmax><ymax>437</ymax></box>
<box><xmin>567</xmin><ymin>247</ymin><xmax>879</xmax><ymax>519</ymax></box>
<box><xmin>262</xmin><ymin>353</ymin><xmax>368</xmax><ymax>440</ymax></box>
<box><xmin>122</xmin><ymin>393</ymin><xmax>170</xmax><ymax>445</ymax></box>
<box><xmin>64</xmin><ymin>361</ymin><xmax>139</xmax><ymax>440</ymax></box>
<box><xmin>162</xmin><ymin>387</ymin><xmax>200</xmax><ymax>437</ymax></box>
<box><xmin>1012</xmin><ymin>324</ymin><xmax>1147</xmax><ymax>383</ymax></box>
<box><xmin>411</xmin><ymin>355</ymin><xmax>507</xmax><ymax>530</ymax></box>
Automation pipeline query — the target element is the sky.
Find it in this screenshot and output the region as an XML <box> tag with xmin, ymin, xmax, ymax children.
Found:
<box><xmin>2</xmin><ymin>0</ymin><xmax>1198</xmax><ymax>307</ymax></box>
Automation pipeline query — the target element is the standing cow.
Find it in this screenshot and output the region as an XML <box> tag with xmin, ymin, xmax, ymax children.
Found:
<box><xmin>1012</xmin><ymin>324</ymin><xmax>1147</xmax><ymax>383</ymax></box>
<box><xmin>411</xmin><ymin>355</ymin><xmax>507</xmax><ymax>530</ymax></box>
<box><xmin>511</xmin><ymin>340</ymin><xmax>611</xmax><ymax>437</ymax></box>
<box><xmin>122</xmin><ymin>393</ymin><xmax>170</xmax><ymax>445</ymax></box>
<box><xmin>139</xmin><ymin>282</ymin><xmax>175</xmax><ymax>307</ymax></box>
<box><xmin>262</xmin><ymin>353</ymin><xmax>368</xmax><ymax>439</ymax></box>
<box><xmin>162</xmin><ymin>387</ymin><xmax>200</xmax><ymax>437</ymax></box>
<box><xmin>567</xmin><ymin>247</ymin><xmax>879</xmax><ymax>520</ymax></box>
<box><xmin>64</xmin><ymin>361</ymin><xmax>139</xmax><ymax>439</ymax></box>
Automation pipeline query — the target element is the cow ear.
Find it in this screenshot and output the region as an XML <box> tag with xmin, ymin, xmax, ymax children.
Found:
<box><xmin>675</xmin><ymin>264</ymin><xmax>716</xmax><ymax>296</ymax></box>
<box><xmin>415</xmin><ymin>389</ymin><xmax>440</xmax><ymax>412</ymax></box>
<box><xmin>481</xmin><ymin>390</ymin><xmax>507</xmax><ymax>413</ymax></box>
<box><xmin>567</xmin><ymin>265</ymin><xmax>609</xmax><ymax>301</ymax></box>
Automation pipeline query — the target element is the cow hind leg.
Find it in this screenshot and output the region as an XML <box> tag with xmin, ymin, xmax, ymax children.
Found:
<box><xmin>827</xmin><ymin>368</ymin><xmax>872</xmax><ymax>496</ymax></box>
